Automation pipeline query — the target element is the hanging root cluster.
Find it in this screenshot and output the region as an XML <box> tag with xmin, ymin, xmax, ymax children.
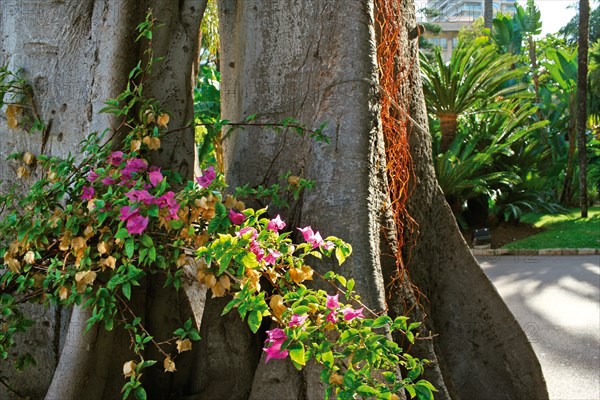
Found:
<box><xmin>374</xmin><ymin>0</ymin><xmax>422</xmax><ymax>310</ymax></box>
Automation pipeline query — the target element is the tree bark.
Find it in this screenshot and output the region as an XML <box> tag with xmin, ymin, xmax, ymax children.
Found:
<box><xmin>217</xmin><ymin>0</ymin><xmax>548</xmax><ymax>399</ymax></box>
<box><xmin>577</xmin><ymin>0</ymin><xmax>589</xmax><ymax>217</ymax></box>
<box><xmin>0</xmin><ymin>1</ymin><xmax>205</xmax><ymax>398</ymax></box>
<box><xmin>484</xmin><ymin>0</ymin><xmax>494</xmax><ymax>29</ymax></box>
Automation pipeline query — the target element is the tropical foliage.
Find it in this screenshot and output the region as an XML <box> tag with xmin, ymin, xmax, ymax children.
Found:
<box><xmin>421</xmin><ymin>0</ymin><xmax>599</xmax><ymax>232</ymax></box>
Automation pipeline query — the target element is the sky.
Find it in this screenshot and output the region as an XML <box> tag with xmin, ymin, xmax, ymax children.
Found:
<box><xmin>521</xmin><ymin>0</ymin><xmax>578</xmax><ymax>36</ymax></box>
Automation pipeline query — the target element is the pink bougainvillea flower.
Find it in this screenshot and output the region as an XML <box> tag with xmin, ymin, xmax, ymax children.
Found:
<box><xmin>322</xmin><ymin>241</ymin><xmax>335</xmax><ymax>251</ymax></box>
<box><xmin>298</xmin><ymin>226</ymin><xmax>324</xmax><ymax>249</ymax></box>
<box><xmin>326</xmin><ymin>310</ymin><xmax>337</xmax><ymax>324</ymax></box>
<box><xmin>266</xmin><ymin>328</ymin><xmax>286</xmax><ymax>343</ymax></box>
<box><xmin>228</xmin><ymin>209</ymin><xmax>245</xmax><ymax>225</ymax></box>
<box><xmin>236</xmin><ymin>227</ymin><xmax>258</xmax><ymax>240</ymax></box>
<box><xmin>288</xmin><ymin>314</ymin><xmax>309</xmax><ymax>328</ymax></box>
<box><xmin>196</xmin><ymin>166</ymin><xmax>216</xmax><ymax>188</ymax></box>
<box><xmin>125</xmin><ymin>189</ymin><xmax>154</xmax><ymax>205</ymax></box>
<box><xmin>326</xmin><ymin>294</ymin><xmax>339</xmax><ymax>310</ymax></box>
<box><xmin>148</xmin><ymin>168</ymin><xmax>163</xmax><ymax>187</ymax></box>
<box><xmin>126</xmin><ymin>214</ymin><xmax>149</xmax><ymax>235</ymax></box>
<box><xmin>298</xmin><ymin>226</ymin><xmax>314</xmax><ymax>242</ymax></box>
<box><xmin>264</xmin><ymin>249</ymin><xmax>281</xmax><ymax>265</ymax></box>
<box><xmin>263</xmin><ymin>342</ymin><xmax>289</xmax><ymax>363</ymax></box>
<box><xmin>101</xmin><ymin>176</ymin><xmax>117</xmax><ymax>186</ymax></box>
<box><xmin>263</xmin><ymin>328</ymin><xmax>288</xmax><ymax>363</ymax></box>
<box><xmin>267</xmin><ymin>215</ymin><xmax>286</xmax><ymax>232</ymax></box>
<box><xmin>119</xmin><ymin>205</ymin><xmax>139</xmax><ymax>222</ymax></box>
<box><xmin>81</xmin><ymin>186</ymin><xmax>94</xmax><ymax>200</ymax></box>
<box><xmin>341</xmin><ymin>307</ymin><xmax>364</xmax><ymax>321</ymax></box>
<box><xmin>249</xmin><ymin>240</ymin><xmax>265</xmax><ymax>262</ymax></box>
<box><xmin>107</xmin><ymin>151</ymin><xmax>124</xmax><ymax>166</ymax></box>
<box><xmin>118</xmin><ymin>206</ymin><xmax>149</xmax><ymax>235</ymax></box>
<box><xmin>154</xmin><ymin>191</ymin><xmax>180</xmax><ymax>220</ymax></box>
<box><xmin>86</xmin><ymin>171</ymin><xmax>99</xmax><ymax>182</ymax></box>
<box><xmin>121</xmin><ymin>158</ymin><xmax>148</xmax><ymax>180</ymax></box>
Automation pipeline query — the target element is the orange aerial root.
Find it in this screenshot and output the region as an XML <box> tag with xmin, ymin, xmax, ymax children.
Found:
<box><xmin>374</xmin><ymin>0</ymin><xmax>418</xmax><ymax>281</ymax></box>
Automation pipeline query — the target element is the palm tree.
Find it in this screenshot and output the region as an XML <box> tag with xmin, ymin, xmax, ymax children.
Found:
<box><xmin>577</xmin><ymin>0</ymin><xmax>590</xmax><ymax>217</ymax></box>
<box><xmin>420</xmin><ymin>36</ymin><xmax>530</xmax><ymax>152</ymax></box>
<box><xmin>484</xmin><ymin>0</ymin><xmax>494</xmax><ymax>29</ymax></box>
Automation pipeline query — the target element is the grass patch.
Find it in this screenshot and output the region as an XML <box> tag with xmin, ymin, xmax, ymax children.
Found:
<box><xmin>503</xmin><ymin>206</ymin><xmax>600</xmax><ymax>250</ymax></box>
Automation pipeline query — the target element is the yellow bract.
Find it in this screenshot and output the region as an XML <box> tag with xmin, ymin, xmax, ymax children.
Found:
<box><xmin>6</xmin><ymin>104</ymin><xmax>21</xmax><ymax>129</ymax></box>
<box><xmin>269</xmin><ymin>294</ymin><xmax>287</xmax><ymax>320</ymax></box>
<box><xmin>163</xmin><ymin>356</ymin><xmax>176</xmax><ymax>372</ymax></box>
<box><xmin>156</xmin><ymin>113</ymin><xmax>170</xmax><ymax>128</ymax></box>
<box><xmin>176</xmin><ymin>339</ymin><xmax>192</xmax><ymax>353</ymax></box>
<box><xmin>75</xmin><ymin>270</ymin><xmax>96</xmax><ymax>293</ymax></box>
<box><xmin>123</xmin><ymin>360</ymin><xmax>137</xmax><ymax>378</ymax></box>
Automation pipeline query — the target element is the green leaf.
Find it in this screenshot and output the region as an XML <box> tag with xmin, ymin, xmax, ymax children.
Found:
<box><xmin>115</xmin><ymin>227</ymin><xmax>129</xmax><ymax>240</ymax></box>
<box><xmin>247</xmin><ymin>310</ymin><xmax>262</xmax><ymax>333</ymax></box>
<box><xmin>356</xmin><ymin>385</ymin><xmax>378</xmax><ymax>397</ymax></box>
<box><xmin>289</xmin><ymin>342</ymin><xmax>306</xmax><ymax>366</ymax></box>
<box><xmin>134</xmin><ymin>386</ymin><xmax>147</xmax><ymax>400</ymax></box>
<box><xmin>321</xmin><ymin>350</ymin><xmax>334</xmax><ymax>367</ymax></box>
<box><xmin>222</xmin><ymin>298</ymin><xmax>240</xmax><ymax>316</ymax></box>
<box><xmin>372</xmin><ymin>315</ymin><xmax>392</xmax><ymax>329</ymax></box>
<box><xmin>293</xmin><ymin>305</ymin><xmax>310</xmax><ymax>315</ymax></box>
<box><xmin>125</xmin><ymin>238</ymin><xmax>135</xmax><ymax>258</ymax></box>
<box><xmin>347</xmin><ymin>278</ymin><xmax>355</xmax><ymax>292</ymax></box>
<box><xmin>122</xmin><ymin>283</ymin><xmax>131</xmax><ymax>300</ymax></box>
<box><xmin>336</xmin><ymin>275</ymin><xmax>347</xmax><ymax>287</ymax></box>
<box><xmin>141</xmin><ymin>234</ymin><xmax>153</xmax><ymax>248</ymax></box>
<box><xmin>414</xmin><ymin>384</ymin><xmax>434</xmax><ymax>400</ymax></box>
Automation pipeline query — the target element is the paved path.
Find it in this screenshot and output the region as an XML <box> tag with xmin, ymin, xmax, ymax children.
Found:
<box><xmin>478</xmin><ymin>255</ymin><xmax>600</xmax><ymax>400</ymax></box>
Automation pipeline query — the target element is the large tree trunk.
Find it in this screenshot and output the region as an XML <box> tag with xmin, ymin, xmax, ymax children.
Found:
<box><xmin>0</xmin><ymin>1</ymin><xmax>205</xmax><ymax>399</ymax></box>
<box><xmin>217</xmin><ymin>0</ymin><xmax>547</xmax><ymax>399</ymax></box>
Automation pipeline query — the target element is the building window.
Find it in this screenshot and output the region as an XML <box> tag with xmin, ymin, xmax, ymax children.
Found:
<box><xmin>452</xmin><ymin>37</ymin><xmax>458</xmax><ymax>48</ymax></box>
<box><xmin>440</xmin><ymin>38</ymin><xmax>447</xmax><ymax>49</ymax></box>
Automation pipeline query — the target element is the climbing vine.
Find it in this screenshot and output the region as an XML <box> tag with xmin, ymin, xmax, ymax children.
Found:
<box><xmin>0</xmin><ymin>12</ymin><xmax>435</xmax><ymax>400</ymax></box>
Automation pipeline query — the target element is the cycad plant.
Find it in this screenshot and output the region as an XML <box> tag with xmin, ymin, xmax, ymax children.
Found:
<box><xmin>421</xmin><ymin>36</ymin><xmax>530</xmax><ymax>152</ymax></box>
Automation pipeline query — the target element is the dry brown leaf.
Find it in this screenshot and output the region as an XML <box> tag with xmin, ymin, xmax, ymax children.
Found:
<box><xmin>6</xmin><ymin>104</ymin><xmax>21</xmax><ymax>129</ymax></box>
<box><xmin>211</xmin><ymin>282</ymin><xmax>226</xmax><ymax>298</ymax></box>
<box><xmin>224</xmin><ymin>195</ymin><xmax>236</xmax><ymax>209</ymax></box>
<box><xmin>83</xmin><ymin>225</ymin><xmax>94</xmax><ymax>240</ymax></box>
<box><xmin>176</xmin><ymin>339</ymin><xmax>192</xmax><ymax>353</ymax></box>
<box><xmin>163</xmin><ymin>356</ymin><xmax>176</xmax><ymax>372</ymax></box>
<box><xmin>289</xmin><ymin>268</ymin><xmax>306</xmax><ymax>284</ymax></box>
<box><xmin>218</xmin><ymin>275</ymin><xmax>231</xmax><ymax>291</ymax></box>
<box><xmin>16</xmin><ymin>166</ymin><xmax>29</xmax><ymax>179</ymax></box>
<box><xmin>203</xmin><ymin>274</ymin><xmax>216</xmax><ymax>288</ymax></box>
<box><xmin>97</xmin><ymin>241</ymin><xmax>109</xmax><ymax>255</ymax></box>
<box><xmin>100</xmin><ymin>256</ymin><xmax>116</xmax><ymax>271</ymax></box>
<box><xmin>143</xmin><ymin>136</ymin><xmax>161</xmax><ymax>150</ymax></box>
<box><xmin>23</xmin><ymin>251</ymin><xmax>35</xmax><ymax>264</ymax></box>
<box><xmin>123</xmin><ymin>360</ymin><xmax>137</xmax><ymax>378</ymax></box>
<box><xmin>156</xmin><ymin>113</ymin><xmax>170</xmax><ymax>128</ymax></box>
<box><xmin>287</xmin><ymin>175</ymin><xmax>300</xmax><ymax>186</ymax></box>
<box><xmin>269</xmin><ymin>295</ymin><xmax>287</xmax><ymax>320</ymax></box>
<box><xmin>75</xmin><ymin>270</ymin><xmax>97</xmax><ymax>293</ymax></box>
<box><xmin>22</xmin><ymin>152</ymin><xmax>35</xmax><ymax>165</ymax></box>
<box><xmin>58</xmin><ymin>286</ymin><xmax>69</xmax><ymax>301</ymax></box>
<box><xmin>329</xmin><ymin>373</ymin><xmax>343</xmax><ymax>385</ymax></box>
<box><xmin>130</xmin><ymin>139</ymin><xmax>141</xmax><ymax>152</ymax></box>
<box><xmin>301</xmin><ymin>265</ymin><xmax>313</xmax><ymax>281</ymax></box>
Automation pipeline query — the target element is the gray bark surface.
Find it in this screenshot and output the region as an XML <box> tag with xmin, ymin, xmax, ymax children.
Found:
<box><xmin>218</xmin><ymin>0</ymin><xmax>549</xmax><ymax>399</ymax></box>
<box><xmin>0</xmin><ymin>1</ymin><xmax>205</xmax><ymax>398</ymax></box>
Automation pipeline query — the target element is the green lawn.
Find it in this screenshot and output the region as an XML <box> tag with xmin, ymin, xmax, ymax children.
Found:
<box><xmin>503</xmin><ymin>206</ymin><xmax>600</xmax><ymax>250</ymax></box>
